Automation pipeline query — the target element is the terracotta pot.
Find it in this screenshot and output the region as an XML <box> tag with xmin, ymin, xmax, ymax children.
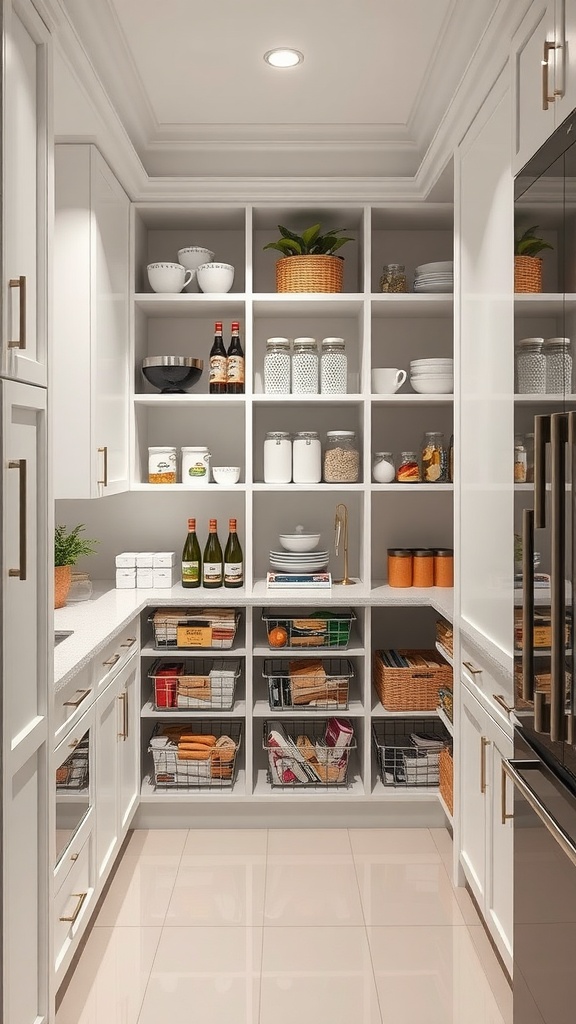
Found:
<box><xmin>514</xmin><ymin>255</ymin><xmax>543</xmax><ymax>293</ymax></box>
<box><xmin>275</xmin><ymin>254</ymin><xmax>344</xmax><ymax>293</ymax></box>
<box><xmin>54</xmin><ymin>565</ymin><xmax>72</xmax><ymax>609</ymax></box>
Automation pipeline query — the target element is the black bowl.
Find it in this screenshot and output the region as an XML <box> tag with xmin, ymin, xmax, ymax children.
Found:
<box><xmin>142</xmin><ymin>356</ymin><xmax>204</xmax><ymax>394</ymax></box>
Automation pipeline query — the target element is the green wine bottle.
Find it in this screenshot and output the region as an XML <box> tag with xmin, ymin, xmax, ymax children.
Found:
<box><xmin>224</xmin><ymin>518</ymin><xmax>243</xmax><ymax>588</ymax></box>
<box><xmin>202</xmin><ymin>518</ymin><xmax>223</xmax><ymax>588</ymax></box>
<box><xmin>181</xmin><ymin>518</ymin><xmax>201</xmax><ymax>588</ymax></box>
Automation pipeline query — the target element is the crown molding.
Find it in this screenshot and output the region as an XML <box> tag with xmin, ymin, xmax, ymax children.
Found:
<box><xmin>150</xmin><ymin>121</ymin><xmax>412</xmax><ymax>145</ymax></box>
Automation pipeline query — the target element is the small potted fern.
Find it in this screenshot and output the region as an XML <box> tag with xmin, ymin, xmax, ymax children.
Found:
<box><xmin>263</xmin><ymin>223</ymin><xmax>354</xmax><ymax>293</ymax></box>
<box><xmin>514</xmin><ymin>225</ymin><xmax>553</xmax><ymax>293</ymax></box>
<box><xmin>54</xmin><ymin>524</ymin><xmax>97</xmax><ymax>608</ymax></box>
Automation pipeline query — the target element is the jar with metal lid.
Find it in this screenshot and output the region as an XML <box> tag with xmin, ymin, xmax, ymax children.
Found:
<box><xmin>516</xmin><ymin>337</ymin><xmax>545</xmax><ymax>393</ymax></box>
<box><xmin>388</xmin><ymin>548</ymin><xmax>413</xmax><ymax>588</ymax></box>
<box><xmin>434</xmin><ymin>549</ymin><xmax>454</xmax><ymax>588</ymax></box>
<box><xmin>379</xmin><ymin>264</ymin><xmax>407</xmax><ymax>293</ymax></box>
<box><xmin>292</xmin><ymin>337</ymin><xmax>319</xmax><ymax>394</ymax></box>
<box><xmin>148</xmin><ymin>446</ymin><xmax>177</xmax><ymax>484</ymax></box>
<box><xmin>264</xmin><ymin>337</ymin><xmax>291</xmax><ymax>394</ymax></box>
<box><xmin>181</xmin><ymin>446</ymin><xmax>210</xmax><ymax>485</ymax></box>
<box><xmin>421</xmin><ymin>432</ymin><xmax>447</xmax><ymax>483</ymax></box>
<box><xmin>397</xmin><ymin>451</ymin><xmax>421</xmax><ymax>483</ymax></box>
<box><xmin>514</xmin><ymin>437</ymin><xmax>527</xmax><ymax>483</ymax></box>
<box><xmin>544</xmin><ymin>337</ymin><xmax>572</xmax><ymax>394</ymax></box>
<box><xmin>323</xmin><ymin>430</ymin><xmax>360</xmax><ymax>482</ymax></box>
<box><xmin>372</xmin><ymin>452</ymin><xmax>395</xmax><ymax>483</ymax></box>
<box><xmin>413</xmin><ymin>549</ymin><xmax>434</xmax><ymax>588</ymax></box>
<box><xmin>292</xmin><ymin>431</ymin><xmax>321</xmax><ymax>484</ymax></box>
<box><xmin>264</xmin><ymin>431</ymin><xmax>292</xmax><ymax>483</ymax></box>
<box><xmin>320</xmin><ymin>337</ymin><xmax>347</xmax><ymax>394</ymax></box>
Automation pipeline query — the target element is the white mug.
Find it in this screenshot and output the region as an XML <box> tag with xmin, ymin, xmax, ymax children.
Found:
<box><xmin>147</xmin><ymin>262</ymin><xmax>193</xmax><ymax>294</ymax></box>
<box><xmin>371</xmin><ymin>367</ymin><xmax>407</xmax><ymax>394</ymax></box>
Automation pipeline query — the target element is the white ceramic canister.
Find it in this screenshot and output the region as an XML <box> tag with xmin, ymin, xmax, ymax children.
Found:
<box><xmin>181</xmin><ymin>446</ymin><xmax>211</xmax><ymax>485</ymax></box>
<box><xmin>148</xmin><ymin>446</ymin><xmax>177</xmax><ymax>484</ymax></box>
<box><xmin>264</xmin><ymin>337</ymin><xmax>291</xmax><ymax>393</ymax></box>
<box><xmin>264</xmin><ymin>431</ymin><xmax>292</xmax><ymax>483</ymax></box>
<box><xmin>292</xmin><ymin>337</ymin><xmax>319</xmax><ymax>394</ymax></box>
<box><xmin>321</xmin><ymin>337</ymin><xmax>347</xmax><ymax>393</ymax></box>
<box><xmin>292</xmin><ymin>431</ymin><xmax>322</xmax><ymax>483</ymax></box>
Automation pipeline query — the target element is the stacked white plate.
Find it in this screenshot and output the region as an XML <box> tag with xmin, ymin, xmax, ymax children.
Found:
<box><xmin>270</xmin><ymin>549</ymin><xmax>330</xmax><ymax>573</ymax></box>
<box><xmin>410</xmin><ymin>357</ymin><xmax>454</xmax><ymax>395</ymax></box>
<box><xmin>414</xmin><ymin>261</ymin><xmax>453</xmax><ymax>294</ymax></box>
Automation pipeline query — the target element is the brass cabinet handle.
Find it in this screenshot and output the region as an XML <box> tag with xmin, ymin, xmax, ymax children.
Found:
<box><xmin>120</xmin><ymin>638</ymin><xmax>136</xmax><ymax>647</ymax></box>
<box><xmin>63</xmin><ymin>688</ymin><xmax>91</xmax><ymax>708</ymax></box>
<box><xmin>480</xmin><ymin>736</ymin><xmax>489</xmax><ymax>794</ymax></box>
<box><xmin>97</xmin><ymin>446</ymin><xmax>108</xmax><ymax>487</ymax></box>
<box><xmin>59</xmin><ymin>891</ymin><xmax>87</xmax><ymax>924</ymax></box>
<box><xmin>8</xmin><ymin>459</ymin><xmax>27</xmax><ymax>580</ymax></box>
<box><xmin>463</xmin><ymin>660</ymin><xmax>482</xmax><ymax>676</ymax></box>
<box><xmin>493</xmin><ymin>693</ymin><xmax>514</xmax><ymax>715</ymax></box>
<box><xmin>102</xmin><ymin>653</ymin><xmax>120</xmax><ymax>668</ymax></box>
<box><xmin>8</xmin><ymin>276</ymin><xmax>26</xmax><ymax>349</ymax></box>
<box><xmin>69</xmin><ymin>853</ymin><xmax>79</xmax><ymax>862</ymax></box>
<box><xmin>542</xmin><ymin>40</ymin><xmax>558</xmax><ymax>110</ymax></box>
<box><xmin>501</xmin><ymin>762</ymin><xmax>514</xmax><ymax>826</ymax></box>
<box><xmin>67</xmin><ymin>738</ymin><xmax>80</xmax><ymax>749</ymax></box>
<box><xmin>118</xmin><ymin>691</ymin><xmax>128</xmax><ymax>740</ymax></box>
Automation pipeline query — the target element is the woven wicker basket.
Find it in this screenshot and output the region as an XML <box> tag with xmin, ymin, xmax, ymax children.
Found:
<box><xmin>435</xmin><ymin>618</ymin><xmax>454</xmax><ymax>658</ymax></box>
<box><xmin>439</xmin><ymin>746</ymin><xmax>453</xmax><ymax>815</ymax></box>
<box><xmin>373</xmin><ymin>650</ymin><xmax>453</xmax><ymax>712</ymax></box>
<box><xmin>275</xmin><ymin>254</ymin><xmax>344</xmax><ymax>293</ymax></box>
<box><xmin>514</xmin><ymin>255</ymin><xmax>542</xmax><ymax>293</ymax></box>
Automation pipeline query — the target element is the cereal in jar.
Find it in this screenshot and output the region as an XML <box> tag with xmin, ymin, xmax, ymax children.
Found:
<box><xmin>148</xmin><ymin>446</ymin><xmax>177</xmax><ymax>484</ymax></box>
<box><xmin>323</xmin><ymin>431</ymin><xmax>360</xmax><ymax>483</ymax></box>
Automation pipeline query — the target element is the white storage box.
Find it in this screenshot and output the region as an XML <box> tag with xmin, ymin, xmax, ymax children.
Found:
<box><xmin>136</xmin><ymin>569</ymin><xmax>154</xmax><ymax>588</ymax></box>
<box><xmin>153</xmin><ymin>567</ymin><xmax>178</xmax><ymax>589</ymax></box>
<box><xmin>116</xmin><ymin>569</ymin><xmax>136</xmax><ymax>589</ymax></box>
<box><xmin>115</xmin><ymin>552</ymin><xmax>138</xmax><ymax>568</ymax></box>
<box><xmin>153</xmin><ymin>551</ymin><xmax>176</xmax><ymax>568</ymax></box>
<box><xmin>135</xmin><ymin>552</ymin><xmax>154</xmax><ymax>568</ymax></box>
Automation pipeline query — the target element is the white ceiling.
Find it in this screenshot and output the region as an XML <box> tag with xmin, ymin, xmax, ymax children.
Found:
<box><xmin>54</xmin><ymin>0</ymin><xmax>503</xmax><ymax>183</ymax></box>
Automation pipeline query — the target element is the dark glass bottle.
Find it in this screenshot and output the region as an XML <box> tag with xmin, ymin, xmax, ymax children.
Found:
<box><xmin>181</xmin><ymin>518</ymin><xmax>201</xmax><ymax>588</ymax></box>
<box><xmin>209</xmin><ymin>321</ymin><xmax>227</xmax><ymax>394</ymax></box>
<box><xmin>226</xmin><ymin>321</ymin><xmax>245</xmax><ymax>394</ymax></box>
<box><xmin>224</xmin><ymin>518</ymin><xmax>243</xmax><ymax>588</ymax></box>
<box><xmin>202</xmin><ymin>518</ymin><xmax>223</xmax><ymax>588</ymax></box>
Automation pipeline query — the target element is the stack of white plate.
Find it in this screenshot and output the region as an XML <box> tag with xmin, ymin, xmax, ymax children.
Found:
<box><xmin>410</xmin><ymin>357</ymin><xmax>454</xmax><ymax>395</ymax></box>
<box><xmin>414</xmin><ymin>261</ymin><xmax>454</xmax><ymax>294</ymax></box>
<box><xmin>270</xmin><ymin>550</ymin><xmax>330</xmax><ymax>573</ymax></box>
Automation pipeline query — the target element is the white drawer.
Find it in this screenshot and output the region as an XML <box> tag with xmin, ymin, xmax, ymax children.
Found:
<box><xmin>54</xmin><ymin>832</ymin><xmax>94</xmax><ymax>980</ymax></box>
<box><xmin>95</xmin><ymin>623</ymin><xmax>138</xmax><ymax>694</ymax></box>
<box><xmin>461</xmin><ymin>641</ymin><xmax>514</xmax><ymax>734</ymax></box>
<box><xmin>54</xmin><ymin>664</ymin><xmax>93</xmax><ymax>747</ymax></box>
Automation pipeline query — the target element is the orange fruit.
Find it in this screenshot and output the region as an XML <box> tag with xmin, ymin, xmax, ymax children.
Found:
<box><xmin>268</xmin><ymin>626</ymin><xmax>288</xmax><ymax>647</ymax></box>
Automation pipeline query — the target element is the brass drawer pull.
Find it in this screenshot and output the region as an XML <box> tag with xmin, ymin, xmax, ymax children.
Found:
<box><xmin>542</xmin><ymin>39</ymin><xmax>558</xmax><ymax>110</ymax></box>
<box><xmin>480</xmin><ymin>736</ymin><xmax>489</xmax><ymax>794</ymax></box>
<box><xmin>97</xmin><ymin>446</ymin><xmax>108</xmax><ymax>487</ymax></box>
<box><xmin>463</xmin><ymin>660</ymin><xmax>482</xmax><ymax>676</ymax></box>
<box><xmin>59</xmin><ymin>891</ymin><xmax>87</xmax><ymax>924</ymax></box>
<box><xmin>67</xmin><ymin>738</ymin><xmax>80</xmax><ymax>749</ymax></box>
<box><xmin>493</xmin><ymin>693</ymin><xmax>514</xmax><ymax>715</ymax></box>
<box><xmin>118</xmin><ymin>691</ymin><xmax>128</xmax><ymax>740</ymax></box>
<box><xmin>63</xmin><ymin>688</ymin><xmax>91</xmax><ymax>708</ymax></box>
<box><xmin>8</xmin><ymin>276</ymin><xmax>26</xmax><ymax>349</ymax></box>
<box><xmin>120</xmin><ymin>637</ymin><xmax>136</xmax><ymax>647</ymax></box>
<box><xmin>102</xmin><ymin>654</ymin><xmax>120</xmax><ymax>668</ymax></box>
<box><xmin>8</xmin><ymin>459</ymin><xmax>27</xmax><ymax>580</ymax></box>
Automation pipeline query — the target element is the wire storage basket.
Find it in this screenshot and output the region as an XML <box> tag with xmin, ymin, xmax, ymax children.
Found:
<box><xmin>149</xmin><ymin>608</ymin><xmax>240</xmax><ymax>650</ymax></box>
<box><xmin>148</xmin><ymin>658</ymin><xmax>241</xmax><ymax>710</ymax></box>
<box><xmin>56</xmin><ymin>733</ymin><xmax>89</xmax><ymax>790</ymax></box>
<box><xmin>264</xmin><ymin>717</ymin><xmax>356</xmax><ymax>787</ymax></box>
<box><xmin>275</xmin><ymin>254</ymin><xmax>344</xmax><ymax>293</ymax></box>
<box><xmin>262</xmin><ymin>608</ymin><xmax>355</xmax><ymax>650</ymax></box>
<box><xmin>148</xmin><ymin>720</ymin><xmax>242</xmax><ymax>790</ymax></box>
<box><xmin>372</xmin><ymin>718</ymin><xmax>450</xmax><ymax>788</ymax></box>
<box><xmin>373</xmin><ymin>649</ymin><xmax>452</xmax><ymax>712</ymax></box>
<box><xmin>263</xmin><ymin>658</ymin><xmax>353</xmax><ymax>710</ymax></box>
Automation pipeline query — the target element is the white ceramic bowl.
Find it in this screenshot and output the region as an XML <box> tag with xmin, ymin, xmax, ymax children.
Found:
<box><xmin>212</xmin><ymin>466</ymin><xmax>241</xmax><ymax>485</ymax></box>
<box><xmin>196</xmin><ymin>262</ymin><xmax>235</xmax><ymax>293</ymax></box>
<box><xmin>415</xmin><ymin>261</ymin><xmax>453</xmax><ymax>274</ymax></box>
<box><xmin>177</xmin><ymin>246</ymin><xmax>215</xmax><ymax>272</ymax></box>
<box><xmin>278</xmin><ymin>533</ymin><xmax>321</xmax><ymax>553</ymax></box>
<box><xmin>410</xmin><ymin>377</ymin><xmax>454</xmax><ymax>394</ymax></box>
<box><xmin>411</xmin><ymin>369</ymin><xmax>454</xmax><ymax>377</ymax></box>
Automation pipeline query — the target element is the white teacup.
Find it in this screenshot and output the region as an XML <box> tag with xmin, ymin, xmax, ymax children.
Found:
<box><xmin>177</xmin><ymin>246</ymin><xmax>215</xmax><ymax>272</ymax></box>
<box><xmin>371</xmin><ymin>367</ymin><xmax>407</xmax><ymax>394</ymax></box>
<box><xmin>196</xmin><ymin>262</ymin><xmax>235</xmax><ymax>294</ymax></box>
<box><xmin>147</xmin><ymin>262</ymin><xmax>193</xmax><ymax>294</ymax></box>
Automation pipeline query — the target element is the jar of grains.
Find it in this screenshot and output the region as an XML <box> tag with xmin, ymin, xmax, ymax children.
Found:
<box><xmin>323</xmin><ymin>430</ymin><xmax>360</xmax><ymax>482</ymax></box>
<box><xmin>413</xmin><ymin>549</ymin><xmax>434</xmax><ymax>588</ymax></box>
<box><xmin>387</xmin><ymin>549</ymin><xmax>413</xmax><ymax>588</ymax></box>
<box><xmin>148</xmin><ymin>446</ymin><xmax>177</xmax><ymax>484</ymax></box>
<box><xmin>434</xmin><ymin>549</ymin><xmax>454</xmax><ymax>588</ymax></box>
<box><xmin>396</xmin><ymin>451</ymin><xmax>421</xmax><ymax>482</ymax></box>
<box><xmin>514</xmin><ymin>438</ymin><xmax>527</xmax><ymax>483</ymax></box>
<box><xmin>372</xmin><ymin>452</ymin><xmax>396</xmax><ymax>483</ymax></box>
<box><xmin>292</xmin><ymin>431</ymin><xmax>322</xmax><ymax>484</ymax></box>
<box><xmin>516</xmin><ymin>338</ymin><xmax>545</xmax><ymax>393</ymax></box>
<box><xmin>264</xmin><ymin>337</ymin><xmax>291</xmax><ymax>393</ymax></box>
<box><xmin>421</xmin><ymin>432</ymin><xmax>447</xmax><ymax>482</ymax></box>
<box><xmin>544</xmin><ymin>337</ymin><xmax>572</xmax><ymax>394</ymax></box>
<box><xmin>292</xmin><ymin>337</ymin><xmax>319</xmax><ymax>394</ymax></box>
<box><xmin>379</xmin><ymin>264</ymin><xmax>407</xmax><ymax>293</ymax></box>
<box><xmin>320</xmin><ymin>337</ymin><xmax>347</xmax><ymax>393</ymax></box>
<box><xmin>264</xmin><ymin>431</ymin><xmax>292</xmax><ymax>484</ymax></box>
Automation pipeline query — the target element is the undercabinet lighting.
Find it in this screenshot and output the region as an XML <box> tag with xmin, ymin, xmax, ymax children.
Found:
<box><xmin>264</xmin><ymin>48</ymin><xmax>304</xmax><ymax>68</ymax></box>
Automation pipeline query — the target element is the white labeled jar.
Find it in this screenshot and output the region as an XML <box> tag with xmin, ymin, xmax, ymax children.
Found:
<box><xmin>264</xmin><ymin>337</ymin><xmax>291</xmax><ymax>393</ymax></box>
<box><xmin>264</xmin><ymin>431</ymin><xmax>292</xmax><ymax>483</ymax></box>
<box><xmin>181</xmin><ymin>446</ymin><xmax>211</xmax><ymax>485</ymax></box>
<box><xmin>323</xmin><ymin>430</ymin><xmax>360</xmax><ymax>483</ymax></box>
<box><xmin>148</xmin><ymin>446</ymin><xmax>177</xmax><ymax>484</ymax></box>
<box><xmin>292</xmin><ymin>337</ymin><xmax>318</xmax><ymax>394</ymax></box>
<box><xmin>372</xmin><ymin>452</ymin><xmax>395</xmax><ymax>483</ymax></box>
<box><xmin>292</xmin><ymin>431</ymin><xmax>322</xmax><ymax>483</ymax></box>
<box><xmin>321</xmin><ymin>337</ymin><xmax>347</xmax><ymax>393</ymax></box>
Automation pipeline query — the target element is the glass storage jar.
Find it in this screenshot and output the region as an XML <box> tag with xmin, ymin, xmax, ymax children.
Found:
<box><xmin>148</xmin><ymin>446</ymin><xmax>177</xmax><ymax>484</ymax></box>
<box><xmin>264</xmin><ymin>337</ymin><xmax>291</xmax><ymax>393</ymax></box>
<box><xmin>379</xmin><ymin>264</ymin><xmax>407</xmax><ymax>293</ymax></box>
<box><xmin>397</xmin><ymin>451</ymin><xmax>421</xmax><ymax>482</ymax></box>
<box><xmin>291</xmin><ymin>337</ymin><xmax>319</xmax><ymax>394</ymax></box>
<box><xmin>68</xmin><ymin>572</ymin><xmax>93</xmax><ymax>602</ymax></box>
<box><xmin>320</xmin><ymin>337</ymin><xmax>347</xmax><ymax>394</ymax></box>
<box><xmin>516</xmin><ymin>337</ymin><xmax>545</xmax><ymax>393</ymax></box>
<box><xmin>292</xmin><ymin>431</ymin><xmax>321</xmax><ymax>483</ymax></box>
<box><xmin>413</xmin><ymin>549</ymin><xmax>434</xmax><ymax>588</ymax></box>
<box><xmin>323</xmin><ymin>430</ymin><xmax>360</xmax><ymax>482</ymax></box>
<box><xmin>514</xmin><ymin>437</ymin><xmax>527</xmax><ymax>483</ymax></box>
<box><xmin>264</xmin><ymin>431</ymin><xmax>292</xmax><ymax>483</ymax></box>
<box><xmin>421</xmin><ymin>432</ymin><xmax>447</xmax><ymax>482</ymax></box>
<box><xmin>387</xmin><ymin>549</ymin><xmax>413</xmax><ymax>587</ymax></box>
<box><xmin>544</xmin><ymin>337</ymin><xmax>573</xmax><ymax>394</ymax></box>
<box><xmin>434</xmin><ymin>549</ymin><xmax>454</xmax><ymax>588</ymax></box>
<box><xmin>372</xmin><ymin>452</ymin><xmax>395</xmax><ymax>483</ymax></box>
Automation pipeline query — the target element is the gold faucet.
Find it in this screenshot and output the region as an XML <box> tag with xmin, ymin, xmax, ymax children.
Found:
<box><xmin>334</xmin><ymin>503</ymin><xmax>356</xmax><ymax>585</ymax></box>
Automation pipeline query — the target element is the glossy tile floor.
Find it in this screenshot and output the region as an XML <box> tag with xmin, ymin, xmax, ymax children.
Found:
<box><xmin>56</xmin><ymin>828</ymin><xmax>512</xmax><ymax>1024</ymax></box>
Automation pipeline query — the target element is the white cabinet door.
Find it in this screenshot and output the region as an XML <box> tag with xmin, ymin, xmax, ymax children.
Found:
<box><xmin>117</xmin><ymin>657</ymin><xmax>139</xmax><ymax>835</ymax></box>
<box><xmin>486</xmin><ymin>722</ymin><xmax>514</xmax><ymax>974</ymax></box>
<box><xmin>94</xmin><ymin>673</ymin><xmax>120</xmax><ymax>883</ymax></box>
<box><xmin>512</xmin><ymin>0</ymin><xmax>557</xmax><ymax>173</ymax></box>
<box><xmin>460</xmin><ymin>687</ymin><xmax>488</xmax><ymax>909</ymax></box>
<box><xmin>2</xmin><ymin>0</ymin><xmax>50</xmax><ymax>387</ymax></box>
<box><xmin>54</xmin><ymin>145</ymin><xmax>129</xmax><ymax>499</ymax></box>
<box><xmin>554</xmin><ymin>0</ymin><xmax>576</xmax><ymax>121</ymax></box>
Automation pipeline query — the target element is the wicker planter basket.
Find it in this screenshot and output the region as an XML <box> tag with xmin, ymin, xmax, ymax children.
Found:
<box><xmin>54</xmin><ymin>565</ymin><xmax>72</xmax><ymax>609</ymax></box>
<box><xmin>514</xmin><ymin>255</ymin><xmax>542</xmax><ymax>293</ymax></box>
<box><xmin>439</xmin><ymin>746</ymin><xmax>453</xmax><ymax>815</ymax></box>
<box><xmin>373</xmin><ymin>649</ymin><xmax>452</xmax><ymax>712</ymax></box>
<box><xmin>276</xmin><ymin>254</ymin><xmax>344</xmax><ymax>293</ymax></box>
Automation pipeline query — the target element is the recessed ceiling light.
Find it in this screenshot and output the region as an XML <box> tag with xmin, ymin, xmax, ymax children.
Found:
<box><xmin>264</xmin><ymin>48</ymin><xmax>304</xmax><ymax>68</ymax></box>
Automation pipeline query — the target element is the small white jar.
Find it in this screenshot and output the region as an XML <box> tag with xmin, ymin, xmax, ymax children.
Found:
<box><xmin>148</xmin><ymin>446</ymin><xmax>177</xmax><ymax>484</ymax></box>
<box><xmin>181</xmin><ymin>446</ymin><xmax>211</xmax><ymax>485</ymax></box>
<box><xmin>321</xmin><ymin>337</ymin><xmax>347</xmax><ymax>393</ymax></box>
<box><xmin>372</xmin><ymin>452</ymin><xmax>396</xmax><ymax>483</ymax></box>
<box><xmin>293</xmin><ymin>431</ymin><xmax>322</xmax><ymax>483</ymax></box>
<box><xmin>264</xmin><ymin>431</ymin><xmax>292</xmax><ymax>483</ymax></box>
<box><xmin>292</xmin><ymin>338</ymin><xmax>319</xmax><ymax>394</ymax></box>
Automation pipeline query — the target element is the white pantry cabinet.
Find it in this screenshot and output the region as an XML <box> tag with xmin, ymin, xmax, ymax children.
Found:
<box><xmin>2</xmin><ymin>0</ymin><xmax>51</xmax><ymax>387</ymax></box>
<box><xmin>54</xmin><ymin>144</ymin><xmax>130</xmax><ymax>499</ymax></box>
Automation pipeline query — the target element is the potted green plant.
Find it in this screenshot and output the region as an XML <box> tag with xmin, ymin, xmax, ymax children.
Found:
<box><xmin>514</xmin><ymin>225</ymin><xmax>553</xmax><ymax>293</ymax></box>
<box><xmin>54</xmin><ymin>524</ymin><xmax>97</xmax><ymax>608</ymax></box>
<box><xmin>263</xmin><ymin>223</ymin><xmax>354</xmax><ymax>293</ymax></box>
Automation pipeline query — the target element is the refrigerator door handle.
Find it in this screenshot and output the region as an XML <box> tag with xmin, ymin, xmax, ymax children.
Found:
<box><xmin>568</xmin><ymin>410</ymin><xmax>576</xmax><ymax>745</ymax></box>
<box><xmin>522</xmin><ymin>507</ymin><xmax>535</xmax><ymax>701</ymax></box>
<box><xmin>550</xmin><ymin>413</ymin><xmax>569</xmax><ymax>741</ymax></box>
<box><xmin>534</xmin><ymin>414</ymin><xmax>551</xmax><ymax>529</ymax></box>
<box><xmin>503</xmin><ymin>758</ymin><xmax>576</xmax><ymax>869</ymax></box>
